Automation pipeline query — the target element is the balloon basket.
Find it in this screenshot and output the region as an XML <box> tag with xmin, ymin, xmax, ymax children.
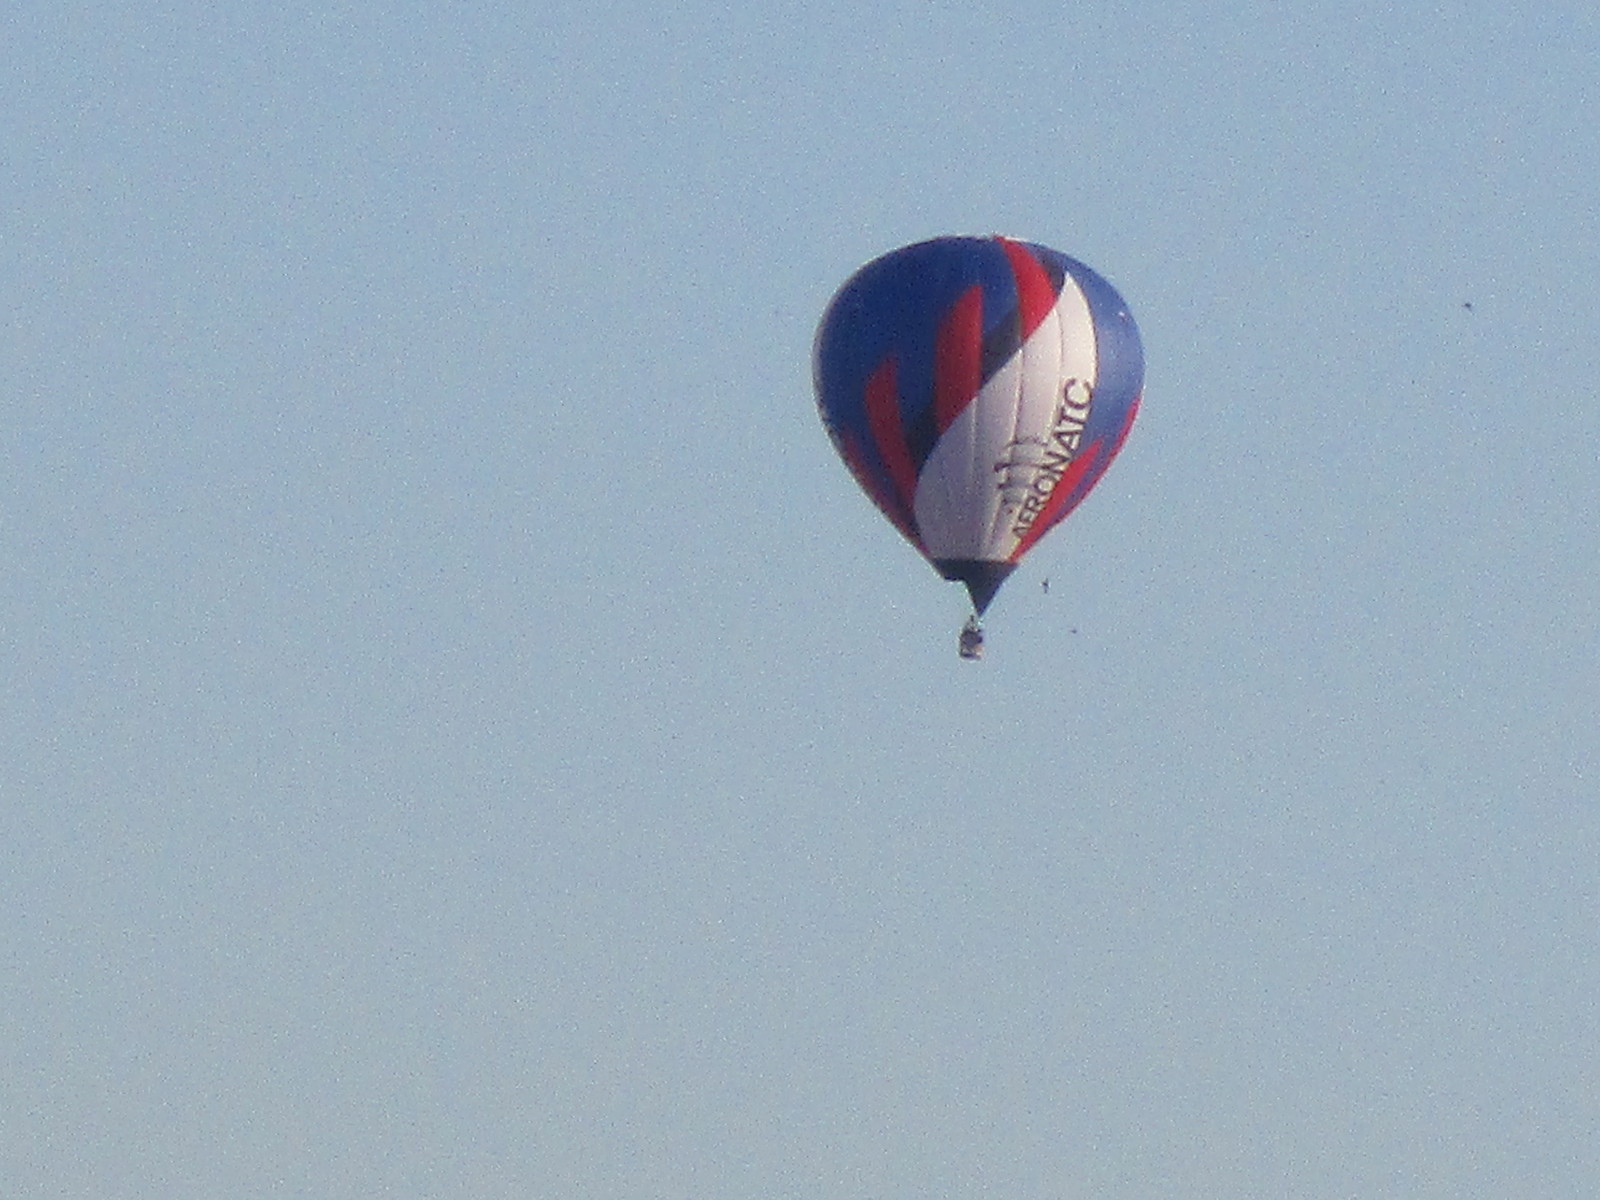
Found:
<box><xmin>958</xmin><ymin>616</ymin><xmax>985</xmax><ymax>661</ymax></box>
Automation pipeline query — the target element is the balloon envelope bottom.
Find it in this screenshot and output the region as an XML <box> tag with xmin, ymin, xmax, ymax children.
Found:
<box><xmin>935</xmin><ymin>559</ymin><xmax>1017</xmax><ymax>615</ymax></box>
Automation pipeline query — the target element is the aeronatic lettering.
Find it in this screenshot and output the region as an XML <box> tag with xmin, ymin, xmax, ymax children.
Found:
<box><xmin>1001</xmin><ymin>379</ymin><xmax>1093</xmax><ymax>541</ymax></box>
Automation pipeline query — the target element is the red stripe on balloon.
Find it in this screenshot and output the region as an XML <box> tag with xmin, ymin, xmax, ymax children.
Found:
<box><xmin>999</xmin><ymin>238</ymin><xmax>1059</xmax><ymax>341</ymax></box>
<box><xmin>934</xmin><ymin>284</ymin><xmax>984</xmax><ymax>434</ymax></box>
<box><xmin>864</xmin><ymin>356</ymin><xmax>922</xmax><ymax>538</ymax></box>
<box><xmin>839</xmin><ymin>428</ymin><xmax>921</xmax><ymax>548</ymax></box>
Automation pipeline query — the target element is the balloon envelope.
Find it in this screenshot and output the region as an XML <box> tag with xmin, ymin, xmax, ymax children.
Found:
<box><xmin>813</xmin><ymin>236</ymin><xmax>1142</xmax><ymax>612</ymax></box>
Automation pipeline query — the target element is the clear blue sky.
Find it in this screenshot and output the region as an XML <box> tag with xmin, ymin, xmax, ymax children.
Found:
<box><xmin>4</xmin><ymin>2</ymin><xmax>1598</xmax><ymax>1196</ymax></box>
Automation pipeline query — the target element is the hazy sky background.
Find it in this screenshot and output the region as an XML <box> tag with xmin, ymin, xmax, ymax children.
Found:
<box><xmin>4</xmin><ymin>2</ymin><xmax>1598</xmax><ymax>1196</ymax></box>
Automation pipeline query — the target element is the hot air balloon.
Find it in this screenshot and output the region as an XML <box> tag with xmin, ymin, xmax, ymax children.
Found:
<box><xmin>813</xmin><ymin>236</ymin><xmax>1142</xmax><ymax>658</ymax></box>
